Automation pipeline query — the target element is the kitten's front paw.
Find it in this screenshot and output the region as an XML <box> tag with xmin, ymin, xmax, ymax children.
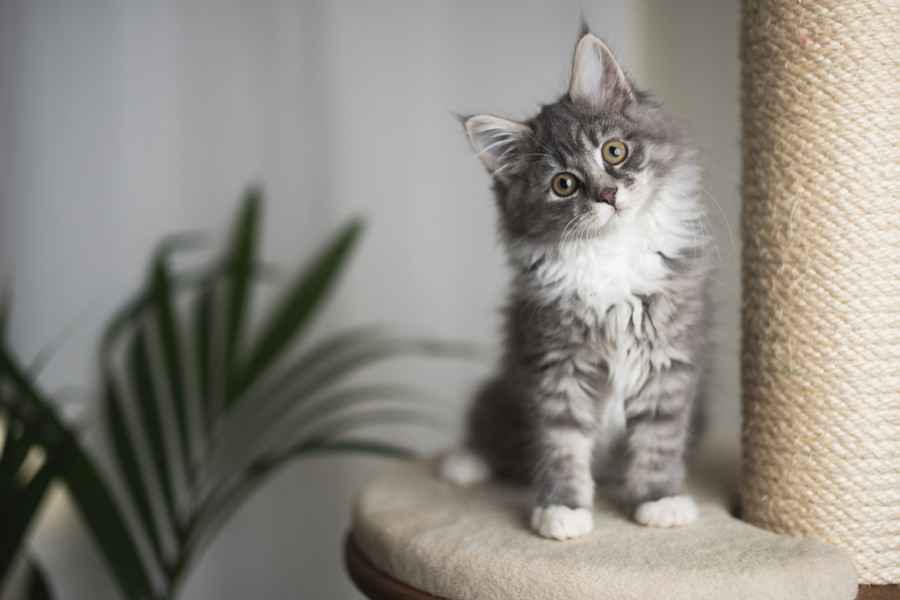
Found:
<box><xmin>530</xmin><ymin>505</ymin><xmax>594</xmax><ymax>540</ymax></box>
<box><xmin>437</xmin><ymin>449</ymin><xmax>491</xmax><ymax>486</ymax></box>
<box><xmin>634</xmin><ymin>495</ymin><xmax>698</xmax><ymax>528</ymax></box>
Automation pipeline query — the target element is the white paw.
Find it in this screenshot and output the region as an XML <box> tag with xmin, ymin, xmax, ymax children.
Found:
<box><xmin>437</xmin><ymin>449</ymin><xmax>491</xmax><ymax>486</ymax></box>
<box><xmin>530</xmin><ymin>505</ymin><xmax>594</xmax><ymax>540</ymax></box>
<box><xmin>634</xmin><ymin>495</ymin><xmax>698</xmax><ymax>528</ymax></box>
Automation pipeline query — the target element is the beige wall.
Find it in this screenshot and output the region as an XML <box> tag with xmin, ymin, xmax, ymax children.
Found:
<box><xmin>0</xmin><ymin>2</ymin><xmax>739</xmax><ymax>598</ymax></box>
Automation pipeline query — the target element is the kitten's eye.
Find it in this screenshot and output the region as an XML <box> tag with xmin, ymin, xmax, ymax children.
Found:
<box><xmin>601</xmin><ymin>139</ymin><xmax>628</xmax><ymax>165</ymax></box>
<box><xmin>551</xmin><ymin>172</ymin><xmax>580</xmax><ymax>197</ymax></box>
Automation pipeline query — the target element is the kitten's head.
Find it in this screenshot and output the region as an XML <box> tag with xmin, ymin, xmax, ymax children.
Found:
<box><xmin>464</xmin><ymin>32</ymin><xmax>690</xmax><ymax>244</ymax></box>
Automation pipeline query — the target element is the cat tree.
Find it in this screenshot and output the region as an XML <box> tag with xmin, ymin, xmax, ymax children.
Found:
<box><xmin>344</xmin><ymin>1</ymin><xmax>897</xmax><ymax>598</ymax></box>
<box><xmin>740</xmin><ymin>0</ymin><xmax>899</xmax><ymax>592</ymax></box>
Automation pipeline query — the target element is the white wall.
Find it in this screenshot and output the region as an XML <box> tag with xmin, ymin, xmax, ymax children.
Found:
<box><xmin>0</xmin><ymin>1</ymin><xmax>740</xmax><ymax>598</ymax></box>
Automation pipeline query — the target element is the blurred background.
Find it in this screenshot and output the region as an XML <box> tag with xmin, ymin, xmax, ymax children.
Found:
<box><xmin>0</xmin><ymin>1</ymin><xmax>739</xmax><ymax>598</ymax></box>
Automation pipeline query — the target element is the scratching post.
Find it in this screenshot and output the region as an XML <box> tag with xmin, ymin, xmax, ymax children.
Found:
<box><xmin>740</xmin><ymin>0</ymin><xmax>899</xmax><ymax>587</ymax></box>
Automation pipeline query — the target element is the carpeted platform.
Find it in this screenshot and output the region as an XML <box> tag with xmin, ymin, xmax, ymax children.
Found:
<box><xmin>351</xmin><ymin>457</ymin><xmax>858</xmax><ymax>600</ymax></box>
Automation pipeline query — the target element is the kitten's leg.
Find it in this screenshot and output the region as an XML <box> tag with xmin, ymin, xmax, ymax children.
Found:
<box><xmin>623</xmin><ymin>367</ymin><xmax>699</xmax><ymax>528</ymax></box>
<box><xmin>531</xmin><ymin>378</ymin><xmax>596</xmax><ymax>540</ymax></box>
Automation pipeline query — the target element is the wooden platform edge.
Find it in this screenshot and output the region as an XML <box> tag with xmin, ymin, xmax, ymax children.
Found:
<box><xmin>345</xmin><ymin>529</ymin><xmax>896</xmax><ymax>600</ymax></box>
<box><xmin>858</xmin><ymin>585</ymin><xmax>899</xmax><ymax>600</ymax></box>
<box><xmin>344</xmin><ymin>532</ymin><xmax>448</xmax><ymax>600</ymax></box>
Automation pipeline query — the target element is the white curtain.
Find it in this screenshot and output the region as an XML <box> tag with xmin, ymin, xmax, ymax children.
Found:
<box><xmin>0</xmin><ymin>2</ymin><xmax>740</xmax><ymax>598</ymax></box>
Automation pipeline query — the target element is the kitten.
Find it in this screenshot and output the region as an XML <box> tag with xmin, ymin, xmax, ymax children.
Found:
<box><xmin>439</xmin><ymin>30</ymin><xmax>713</xmax><ymax>540</ymax></box>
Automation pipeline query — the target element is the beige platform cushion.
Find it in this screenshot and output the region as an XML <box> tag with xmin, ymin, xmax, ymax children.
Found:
<box><xmin>352</xmin><ymin>457</ymin><xmax>857</xmax><ymax>600</ymax></box>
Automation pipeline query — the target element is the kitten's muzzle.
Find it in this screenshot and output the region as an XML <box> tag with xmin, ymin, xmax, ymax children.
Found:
<box><xmin>595</xmin><ymin>187</ymin><xmax>617</xmax><ymax>208</ymax></box>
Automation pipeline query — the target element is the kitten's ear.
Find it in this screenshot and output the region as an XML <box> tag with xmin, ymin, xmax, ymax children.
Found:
<box><xmin>463</xmin><ymin>114</ymin><xmax>531</xmax><ymax>177</ymax></box>
<box><xmin>568</xmin><ymin>33</ymin><xmax>634</xmax><ymax>111</ymax></box>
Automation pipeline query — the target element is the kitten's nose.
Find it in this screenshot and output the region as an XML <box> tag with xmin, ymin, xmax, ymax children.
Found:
<box><xmin>596</xmin><ymin>187</ymin><xmax>617</xmax><ymax>207</ymax></box>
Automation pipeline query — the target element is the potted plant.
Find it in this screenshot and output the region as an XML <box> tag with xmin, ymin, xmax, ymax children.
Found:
<box><xmin>0</xmin><ymin>189</ymin><xmax>467</xmax><ymax>599</ymax></box>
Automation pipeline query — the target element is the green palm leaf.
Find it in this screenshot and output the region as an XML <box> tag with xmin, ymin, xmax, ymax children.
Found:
<box><xmin>191</xmin><ymin>285</ymin><xmax>215</xmax><ymax>436</ymax></box>
<box><xmin>63</xmin><ymin>451</ymin><xmax>156</xmax><ymax>600</ymax></box>
<box><xmin>287</xmin><ymin>383</ymin><xmax>421</xmax><ymax>428</ymax></box>
<box><xmin>193</xmin><ymin>190</ymin><xmax>261</xmax><ymax>437</ymax></box>
<box><xmin>231</xmin><ymin>330</ymin><xmax>470</xmax><ymax>432</ymax></box>
<box><xmin>103</xmin><ymin>373</ymin><xmax>166</xmax><ymax>571</ymax></box>
<box><xmin>204</xmin><ymin>382</ymin><xmax>420</xmax><ymax>496</ymax></box>
<box><xmin>99</xmin><ymin>233</ymin><xmax>207</xmax><ymax>356</ymax></box>
<box><xmin>209</xmin><ymin>333</ymin><xmax>468</xmax><ymax>489</ymax></box>
<box><xmin>233</xmin><ymin>218</ymin><xmax>363</xmax><ymax>398</ymax></box>
<box><xmin>188</xmin><ymin>407</ymin><xmax>436</xmax><ymax>552</ymax></box>
<box><xmin>300</xmin><ymin>438</ymin><xmax>415</xmax><ymax>459</ymax></box>
<box><xmin>256</xmin><ymin>335</ymin><xmax>472</xmax><ymax>416</ymax></box>
<box><xmin>148</xmin><ymin>253</ymin><xmax>192</xmax><ymax>488</ymax></box>
<box><xmin>127</xmin><ymin>328</ymin><xmax>178</xmax><ymax>534</ymax></box>
<box><xmin>0</xmin><ymin>419</ymin><xmax>32</xmax><ymax>487</ymax></box>
<box><xmin>0</xmin><ymin>345</ymin><xmax>153</xmax><ymax>600</ymax></box>
<box><xmin>229</xmin><ymin>324</ymin><xmax>384</xmax><ymax>409</ymax></box>
<box><xmin>214</xmin><ymin>326</ymin><xmax>384</xmax><ymax>455</ymax></box>
<box><xmin>297</xmin><ymin>407</ymin><xmax>442</xmax><ymax>447</ymax></box>
<box><xmin>0</xmin><ymin>388</ymin><xmax>52</xmax><ymax>583</ymax></box>
<box><xmin>223</xmin><ymin>188</ymin><xmax>260</xmax><ymax>380</ymax></box>
<box><xmin>0</xmin><ymin>455</ymin><xmax>53</xmax><ymax>583</ymax></box>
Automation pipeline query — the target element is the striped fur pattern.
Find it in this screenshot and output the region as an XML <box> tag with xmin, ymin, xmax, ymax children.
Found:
<box><xmin>447</xmin><ymin>31</ymin><xmax>713</xmax><ymax>537</ymax></box>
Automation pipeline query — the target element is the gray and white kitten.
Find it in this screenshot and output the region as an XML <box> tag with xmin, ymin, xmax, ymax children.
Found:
<box><xmin>439</xmin><ymin>31</ymin><xmax>713</xmax><ymax>539</ymax></box>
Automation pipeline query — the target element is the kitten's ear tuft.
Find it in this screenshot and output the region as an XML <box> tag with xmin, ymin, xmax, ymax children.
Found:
<box><xmin>463</xmin><ymin>114</ymin><xmax>531</xmax><ymax>176</ymax></box>
<box><xmin>568</xmin><ymin>33</ymin><xmax>634</xmax><ymax>112</ymax></box>
<box><xmin>578</xmin><ymin>14</ymin><xmax>591</xmax><ymax>38</ymax></box>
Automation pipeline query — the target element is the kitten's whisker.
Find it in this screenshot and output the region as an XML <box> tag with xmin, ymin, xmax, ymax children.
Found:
<box><xmin>698</xmin><ymin>214</ymin><xmax>724</xmax><ymax>270</ymax></box>
<box><xmin>581</xmin><ymin>212</ymin><xmax>595</xmax><ymax>240</ymax></box>
<box><xmin>561</xmin><ymin>214</ymin><xmax>583</xmax><ymax>245</ymax></box>
<box><xmin>567</xmin><ymin>214</ymin><xmax>589</xmax><ymax>245</ymax></box>
<box><xmin>701</xmin><ymin>188</ymin><xmax>737</xmax><ymax>256</ymax></box>
<box><xmin>562</xmin><ymin>212</ymin><xmax>593</xmax><ymax>246</ymax></box>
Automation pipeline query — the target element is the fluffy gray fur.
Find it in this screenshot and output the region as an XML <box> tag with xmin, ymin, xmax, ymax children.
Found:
<box><xmin>442</xmin><ymin>31</ymin><xmax>713</xmax><ymax>538</ymax></box>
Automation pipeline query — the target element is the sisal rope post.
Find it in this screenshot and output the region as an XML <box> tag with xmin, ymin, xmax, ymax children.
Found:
<box><xmin>740</xmin><ymin>0</ymin><xmax>900</xmax><ymax>586</ymax></box>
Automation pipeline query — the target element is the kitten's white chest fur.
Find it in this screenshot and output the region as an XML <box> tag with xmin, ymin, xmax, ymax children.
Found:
<box><xmin>519</xmin><ymin>211</ymin><xmax>672</xmax><ymax>318</ymax></box>
<box><xmin>550</xmin><ymin>230</ymin><xmax>666</xmax><ymax>311</ymax></box>
<box><xmin>514</xmin><ymin>208</ymin><xmax>686</xmax><ymax>448</ymax></box>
